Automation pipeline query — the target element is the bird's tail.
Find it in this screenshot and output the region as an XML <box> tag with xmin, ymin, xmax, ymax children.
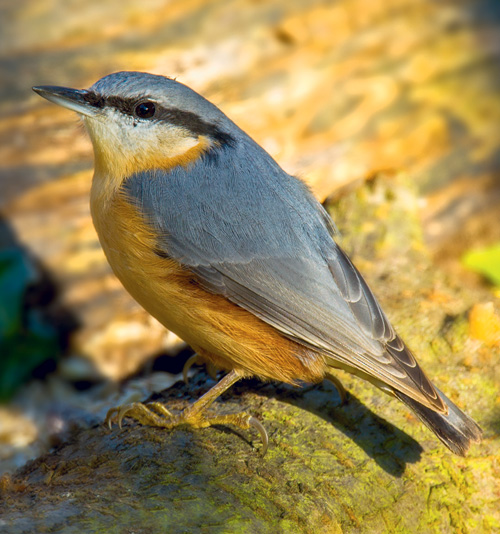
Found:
<box><xmin>393</xmin><ymin>385</ymin><xmax>482</xmax><ymax>456</ymax></box>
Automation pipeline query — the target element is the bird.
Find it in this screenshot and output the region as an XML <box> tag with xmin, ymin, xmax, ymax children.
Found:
<box><xmin>33</xmin><ymin>71</ymin><xmax>482</xmax><ymax>456</ymax></box>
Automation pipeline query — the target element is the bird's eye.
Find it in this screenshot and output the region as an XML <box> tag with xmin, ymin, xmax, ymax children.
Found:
<box><xmin>135</xmin><ymin>101</ymin><xmax>156</xmax><ymax>119</ymax></box>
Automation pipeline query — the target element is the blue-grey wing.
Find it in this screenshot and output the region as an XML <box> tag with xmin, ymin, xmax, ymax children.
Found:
<box><xmin>124</xmin><ymin>140</ymin><xmax>443</xmax><ymax>411</ymax></box>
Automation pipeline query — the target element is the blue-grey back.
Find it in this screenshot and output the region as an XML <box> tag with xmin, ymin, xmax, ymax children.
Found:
<box><xmin>127</xmin><ymin>136</ymin><xmax>331</xmax><ymax>262</ymax></box>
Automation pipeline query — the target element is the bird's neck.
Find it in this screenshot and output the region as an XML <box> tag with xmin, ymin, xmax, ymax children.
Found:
<box><xmin>90</xmin><ymin>134</ymin><xmax>213</xmax><ymax>207</ymax></box>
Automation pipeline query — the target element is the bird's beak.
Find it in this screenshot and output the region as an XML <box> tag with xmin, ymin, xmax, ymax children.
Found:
<box><xmin>32</xmin><ymin>86</ymin><xmax>100</xmax><ymax>118</ymax></box>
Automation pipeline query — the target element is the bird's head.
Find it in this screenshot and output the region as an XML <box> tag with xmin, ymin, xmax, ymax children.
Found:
<box><xmin>33</xmin><ymin>71</ymin><xmax>235</xmax><ymax>179</ymax></box>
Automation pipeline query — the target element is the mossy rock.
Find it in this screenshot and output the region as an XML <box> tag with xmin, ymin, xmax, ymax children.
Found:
<box><xmin>0</xmin><ymin>373</ymin><xmax>497</xmax><ymax>534</ymax></box>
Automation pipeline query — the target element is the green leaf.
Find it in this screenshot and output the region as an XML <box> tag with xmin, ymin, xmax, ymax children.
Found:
<box><xmin>0</xmin><ymin>247</ymin><xmax>60</xmax><ymax>401</ymax></box>
<box><xmin>462</xmin><ymin>242</ymin><xmax>500</xmax><ymax>286</ymax></box>
<box><xmin>0</xmin><ymin>334</ymin><xmax>58</xmax><ymax>401</ymax></box>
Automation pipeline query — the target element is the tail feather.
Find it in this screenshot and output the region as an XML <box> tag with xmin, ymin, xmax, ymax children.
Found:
<box><xmin>394</xmin><ymin>386</ymin><xmax>482</xmax><ymax>456</ymax></box>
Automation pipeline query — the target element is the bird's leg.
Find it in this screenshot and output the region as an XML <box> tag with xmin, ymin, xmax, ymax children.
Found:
<box><xmin>324</xmin><ymin>371</ymin><xmax>348</xmax><ymax>404</ymax></box>
<box><xmin>106</xmin><ymin>370</ymin><xmax>268</xmax><ymax>454</ymax></box>
<box><xmin>182</xmin><ymin>353</ymin><xmax>219</xmax><ymax>384</ymax></box>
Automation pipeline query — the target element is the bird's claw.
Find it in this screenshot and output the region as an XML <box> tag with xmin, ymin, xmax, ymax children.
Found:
<box><xmin>183</xmin><ymin>353</ymin><xmax>220</xmax><ymax>384</ymax></box>
<box><xmin>105</xmin><ymin>404</ymin><xmax>132</xmax><ymax>429</ymax></box>
<box><xmin>248</xmin><ymin>416</ymin><xmax>269</xmax><ymax>455</ymax></box>
<box><xmin>183</xmin><ymin>353</ymin><xmax>201</xmax><ymax>384</ymax></box>
<box><xmin>105</xmin><ymin>401</ymin><xmax>175</xmax><ymax>429</ymax></box>
<box><xmin>325</xmin><ymin>372</ymin><xmax>348</xmax><ymax>405</ymax></box>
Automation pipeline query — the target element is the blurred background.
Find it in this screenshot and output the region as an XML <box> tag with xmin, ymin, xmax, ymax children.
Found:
<box><xmin>1</xmin><ymin>0</ymin><xmax>499</xmax><ymax>474</ymax></box>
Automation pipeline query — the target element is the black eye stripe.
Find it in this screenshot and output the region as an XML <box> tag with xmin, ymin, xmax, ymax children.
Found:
<box><xmin>83</xmin><ymin>92</ymin><xmax>105</xmax><ymax>108</ymax></box>
<box><xmin>84</xmin><ymin>92</ymin><xmax>235</xmax><ymax>146</ymax></box>
<box><xmin>105</xmin><ymin>95</ymin><xmax>142</xmax><ymax>116</ymax></box>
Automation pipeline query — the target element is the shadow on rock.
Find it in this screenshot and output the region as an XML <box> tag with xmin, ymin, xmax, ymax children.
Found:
<box><xmin>241</xmin><ymin>379</ymin><xmax>424</xmax><ymax>477</ymax></box>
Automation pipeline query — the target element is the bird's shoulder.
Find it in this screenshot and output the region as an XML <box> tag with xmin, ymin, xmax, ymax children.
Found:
<box><xmin>123</xmin><ymin>137</ymin><xmax>332</xmax><ymax>262</ymax></box>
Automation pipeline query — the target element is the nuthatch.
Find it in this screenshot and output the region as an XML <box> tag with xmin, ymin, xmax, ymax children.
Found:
<box><xmin>33</xmin><ymin>72</ymin><xmax>481</xmax><ymax>455</ymax></box>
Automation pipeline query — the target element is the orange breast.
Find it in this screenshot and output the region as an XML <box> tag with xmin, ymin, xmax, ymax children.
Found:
<box><xmin>90</xmin><ymin>182</ymin><xmax>326</xmax><ymax>385</ymax></box>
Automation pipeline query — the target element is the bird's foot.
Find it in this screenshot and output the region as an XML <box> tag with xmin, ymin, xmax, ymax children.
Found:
<box><xmin>105</xmin><ymin>370</ymin><xmax>268</xmax><ymax>454</ymax></box>
<box><xmin>105</xmin><ymin>402</ymin><xmax>268</xmax><ymax>454</ymax></box>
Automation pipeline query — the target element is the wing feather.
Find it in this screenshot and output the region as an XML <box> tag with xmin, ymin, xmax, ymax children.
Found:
<box><xmin>123</xmin><ymin>140</ymin><xmax>444</xmax><ymax>412</ymax></box>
